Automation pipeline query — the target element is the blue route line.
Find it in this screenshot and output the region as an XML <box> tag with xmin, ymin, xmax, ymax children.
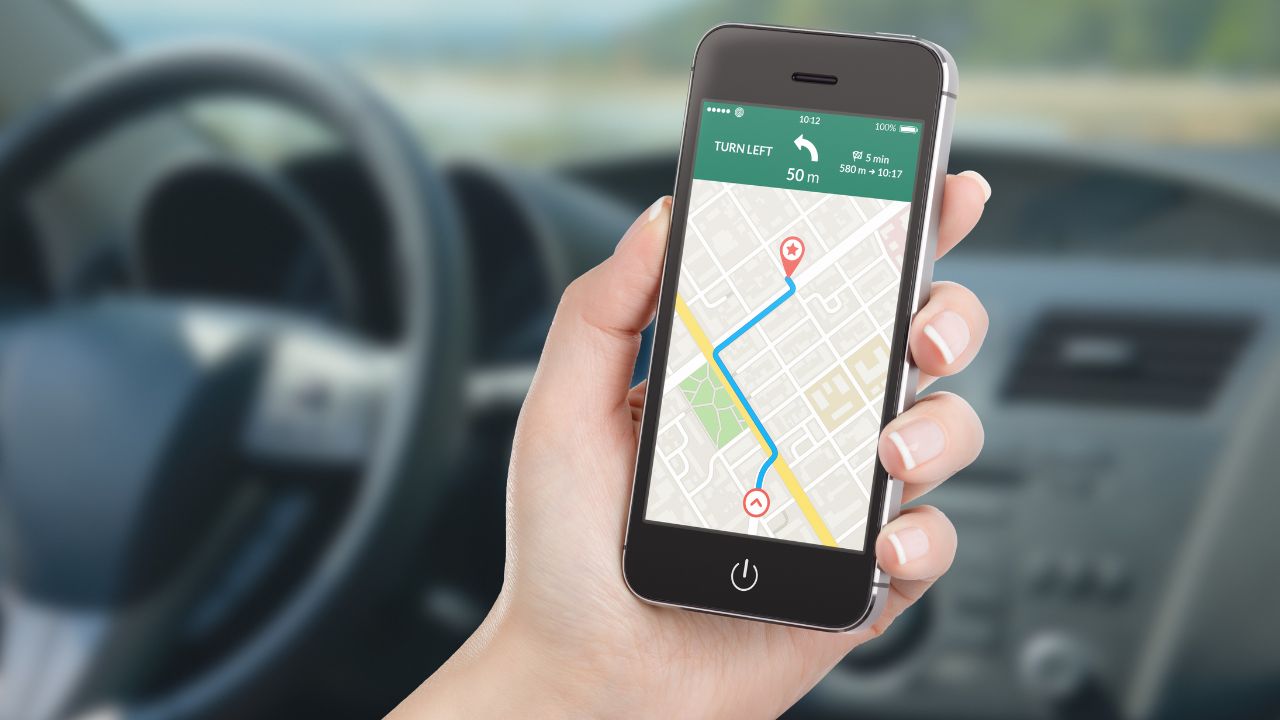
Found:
<box><xmin>712</xmin><ymin>276</ymin><xmax>796</xmax><ymax>489</ymax></box>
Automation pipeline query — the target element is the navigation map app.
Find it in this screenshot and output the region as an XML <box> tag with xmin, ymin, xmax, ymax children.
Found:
<box><xmin>644</xmin><ymin>101</ymin><xmax>923</xmax><ymax>552</ymax></box>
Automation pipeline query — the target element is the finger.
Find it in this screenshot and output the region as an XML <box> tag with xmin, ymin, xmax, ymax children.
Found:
<box><xmin>875</xmin><ymin>505</ymin><xmax>957</xmax><ymax>581</ymax></box>
<box><xmin>860</xmin><ymin>570</ymin><xmax>942</xmax><ymax>641</ymax></box>
<box><xmin>935</xmin><ymin>171</ymin><xmax>990</xmax><ymax>259</ymax></box>
<box><xmin>628</xmin><ymin>381</ymin><xmax>648</xmax><ymax>435</ymax></box>
<box><xmin>800</xmin><ymin>406</ymin><xmax>973</xmax><ymax>658</ymax></box>
<box><xmin>528</xmin><ymin>198</ymin><xmax>671</xmax><ymax>418</ymax></box>
<box><xmin>909</xmin><ymin>281</ymin><xmax>989</xmax><ymax>379</ymax></box>
<box><xmin>879</xmin><ymin>391</ymin><xmax>984</xmax><ymax>502</ymax></box>
<box><xmin>808</xmin><ymin>507</ymin><xmax>957</xmax><ymax>651</ymax></box>
<box><xmin>810</xmin><ymin>576</ymin><xmax>947</xmax><ymax>656</ymax></box>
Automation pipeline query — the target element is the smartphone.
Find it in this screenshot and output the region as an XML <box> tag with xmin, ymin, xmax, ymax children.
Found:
<box><xmin>624</xmin><ymin>25</ymin><xmax>957</xmax><ymax>631</ymax></box>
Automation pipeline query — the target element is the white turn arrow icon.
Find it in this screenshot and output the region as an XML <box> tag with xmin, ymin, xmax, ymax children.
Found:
<box><xmin>793</xmin><ymin>134</ymin><xmax>819</xmax><ymax>162</ymax></box>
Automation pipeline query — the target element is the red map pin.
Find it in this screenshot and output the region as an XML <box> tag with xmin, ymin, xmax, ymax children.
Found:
<box><xmin>779</xmin><ymin>236</ymin><xmax>805</xmax><ymax>277</ymax></box>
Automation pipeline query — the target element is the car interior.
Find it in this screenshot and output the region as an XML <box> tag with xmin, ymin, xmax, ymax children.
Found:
<box><xmin>2</xmin><ymin>2</ymin><xmax>1279</xmax><ymax>719</ymax></box>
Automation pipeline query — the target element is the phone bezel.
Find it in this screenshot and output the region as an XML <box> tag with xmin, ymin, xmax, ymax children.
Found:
<box><xmin>624</xmin><ymin>24</ymin><xmax>950</xmax><ymax>631</ymax></box>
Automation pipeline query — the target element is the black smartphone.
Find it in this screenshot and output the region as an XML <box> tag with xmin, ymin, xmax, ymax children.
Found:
<box><xmin>624</xmin><ymin>24</ymin><xmax>957</xmax><ymax>631</ymax></box>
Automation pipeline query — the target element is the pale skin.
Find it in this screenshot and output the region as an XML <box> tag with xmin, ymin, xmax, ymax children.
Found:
<box><xmin>390</xmin><ymin>171</ymin><xmax>992</xmax><ymax>719</ymax></box>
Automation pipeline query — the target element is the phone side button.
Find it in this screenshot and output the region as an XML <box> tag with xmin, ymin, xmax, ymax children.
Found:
<box><xmin>881</xmin><ymin>478</ymin><xmax>905</xmax><ymax>527</ymax></box>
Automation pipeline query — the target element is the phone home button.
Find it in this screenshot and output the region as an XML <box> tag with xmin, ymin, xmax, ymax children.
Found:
<box><xmin>730</xmin><ymin>559</ymin><xmax>759</xmax><ymax>592</ymax></box>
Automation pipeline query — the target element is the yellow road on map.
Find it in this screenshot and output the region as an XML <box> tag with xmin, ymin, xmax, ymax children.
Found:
<box><xmin>674</xmin><ymin>294</ymin><xmax>838</xmax><ymax>547</ymax></box>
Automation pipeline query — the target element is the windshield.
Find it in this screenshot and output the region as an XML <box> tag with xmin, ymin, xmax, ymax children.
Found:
<box><xmin>77</xmin><ymin>0</ymin><xmax>1280</xmax><ymax>166</ymax></box>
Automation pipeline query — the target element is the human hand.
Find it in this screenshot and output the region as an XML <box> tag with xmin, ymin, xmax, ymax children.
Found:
<box><xmin>390</xmin><ymin>171</ymin><xmax>991</xmax><ymax>719</ymax></box>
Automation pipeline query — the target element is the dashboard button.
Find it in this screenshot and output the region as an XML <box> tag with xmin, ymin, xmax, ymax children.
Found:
<box><xmin>730</xmin><ymin>559</ymin><xmax>759</xmax><ymax>592</ymax></box>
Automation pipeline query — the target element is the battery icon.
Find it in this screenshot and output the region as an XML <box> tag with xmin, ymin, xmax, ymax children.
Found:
<box><xmin>899</xmin><ymin>125</ymin><xmax>919</xmax><ymax>134</ymax></box>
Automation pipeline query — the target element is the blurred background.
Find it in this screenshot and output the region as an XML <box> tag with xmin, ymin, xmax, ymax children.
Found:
<box><xmin>1</xmin><ymin>1</ymin><xmax>1278</xmax><ymax>718</ymax></box>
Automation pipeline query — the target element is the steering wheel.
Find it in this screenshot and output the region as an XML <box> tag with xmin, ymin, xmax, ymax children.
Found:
<box><xmin>0</xmin><ymin>42</ymin><xmax>468</xmax><ymax>719</ymax></box>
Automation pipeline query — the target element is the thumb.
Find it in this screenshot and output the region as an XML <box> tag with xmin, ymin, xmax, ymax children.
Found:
<box><xmin>527</xmin><ymin>197</ymin><xmax>671</xmax><ymax>418</ymax></box>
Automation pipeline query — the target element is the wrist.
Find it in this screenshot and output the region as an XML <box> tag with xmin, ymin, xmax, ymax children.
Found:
<box><xmin>389</xmin><ymin>596</ymin><xmax>625</xmax><ymax>718</ymax></box>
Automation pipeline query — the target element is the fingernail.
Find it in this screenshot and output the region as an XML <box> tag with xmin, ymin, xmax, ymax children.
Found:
<box><xmin>618</xmin><ymin>198</ymin><xmax>668</xmax><ymax>251</ymax></box>
<box><xmin>647</xmin><ymin>197</ymin><xmax>668</xmax><ymax>223</ymax></box>
<box><xmin>887</xmin><ymin>418</ymin><xmax>945</xmax><ymax>471</ymax></box>
<box><xmin>887</xmin><ymin>526</ymin><xmax>930</xmax><ymax>565</ymax></box>
<box><xmin>923</xmin><ymin>311</ymin><xmax>970</xmax><ymax>366</ymax></box>
<box><xmin>959</xmin><ymin>170</ymin><xmax>991</xmax><ymax>202</ymax></box>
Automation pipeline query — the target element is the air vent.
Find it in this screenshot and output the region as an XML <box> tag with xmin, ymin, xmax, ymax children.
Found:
<box><xmin>1003</xmin><ymin>311</ymin><xmax>1253</xmax><ymax>411</ymax></box>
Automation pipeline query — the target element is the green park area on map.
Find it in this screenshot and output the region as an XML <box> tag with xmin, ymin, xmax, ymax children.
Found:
<box><xmin>678</xmin><ymin>364</ymin><xmax>746</xmax><ymax>447</ymax></box>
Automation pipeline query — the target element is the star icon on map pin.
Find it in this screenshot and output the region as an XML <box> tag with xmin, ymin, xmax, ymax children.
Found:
<box><xmin>779</xmin><ymin>236</ymin><xmax>806</xmax><ymax>277</ymax></box>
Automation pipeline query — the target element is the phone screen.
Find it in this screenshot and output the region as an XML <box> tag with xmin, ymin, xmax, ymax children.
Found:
<box><xmin>644</xmin><ymin>100</ymin><xmax>924</xmax><ymax>553</ymax></box>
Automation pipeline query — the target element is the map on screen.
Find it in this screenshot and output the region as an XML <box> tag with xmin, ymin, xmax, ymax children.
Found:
<box><xmin>643</xmin><ymin>101</ymin><xmax>923</xmax><ymax>552</ymax></box>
